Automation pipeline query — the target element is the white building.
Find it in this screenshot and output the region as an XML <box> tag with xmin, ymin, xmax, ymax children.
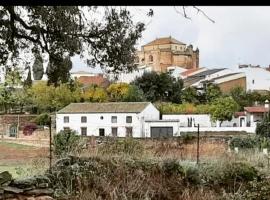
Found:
<box><xmin>56</xmin><ymin>102</ymin><xmax>161</xmax><ymax>138</ymax></box>
<box><xmin>236</xmin><ymin>65</ymin><xmax>270</xmax><ymax>91</ymax></box>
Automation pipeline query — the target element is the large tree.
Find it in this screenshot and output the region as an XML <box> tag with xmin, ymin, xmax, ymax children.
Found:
<box><xmin>0</xmin><ymin>6</ymin><xmax>145</xmax><ymax>85</ymax></box>
<box><xmin>132</xmin><ymin>71</ymin><xmax>183</xmax><ymax>103</ymax></box>
<box><xmin>210</xmin><ymin>97</ymin><xmax>239</xmax><ymax>126</ymax></box>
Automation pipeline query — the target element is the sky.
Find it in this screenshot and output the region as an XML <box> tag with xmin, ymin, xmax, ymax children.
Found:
<box><xmin>71</xmin><ymin>6</ymin><xmax>270</xmax><ymax>73</ymax></box>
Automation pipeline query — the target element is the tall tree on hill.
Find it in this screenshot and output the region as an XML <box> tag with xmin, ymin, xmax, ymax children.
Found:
<box><xmin>0</xmin><ymin>6</ymin><xmax>146</xmax><ymax>86</ymax></box>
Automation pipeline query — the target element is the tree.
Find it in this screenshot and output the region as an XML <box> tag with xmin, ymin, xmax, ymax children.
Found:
<box><xmin>132</xmin><ymin>72</ymin><xmax>183</xmax><ymax>102</ymax></box>
<box><xmin>107</xmin><ymin>83</ymin><xmax>130</xmax><ymax>102</ymax></box>
<box><xmin>32</xmin><ymin>53</ymin><xmax>44</xmax><ymax>80</ymax></box>
<box><xmin>123</xmin><ymin>84</ymin><xmax>145</xmax><ymax>102</ymax></box>
<box><xmin>46</xmin><ymin>55</ymin><xmax>72</xmax><ymax>86</ymax></box>
<box><xmin>205</xmin><ymin>83</ymin><xmax>222</xmax><ymax>103</ymax></box>
<box><xmin>82</xmin><ymin>85</ymin><xmax>108</xmax><ymax>102</ymax></box>
<box><xmin>0</xmin><ymin>6</ymin><xmax>146</xmax><ymax>85</ymax></box>
<box><xmin>210</xmin><ymin>97</ymin><xmax>239</xmax><ymax>126</ymax></box>
<box><xmin>182</xmin><ymin>87</ymin><xmax>200</xmax><ymax>104</ymax></box>
<box><xmin>23</xmin><ymin>66</ymin><xmax>32</xmax><ymax>88</ymax></box>
<box><xmin>256</xmin><ymin>112</ymin><xmax>270</xmax><ymax>138</ymax></box>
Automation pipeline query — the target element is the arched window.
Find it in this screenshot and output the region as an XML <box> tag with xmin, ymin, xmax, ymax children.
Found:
<box><xmin>149</xmin><ymin>55</ymin><xmax>153</xmax><ymax>62</ymax></box>
<box><xmin>135</xmin><ymin>56</ymin><xmax>139</xmax><ymax>63</ymax></box>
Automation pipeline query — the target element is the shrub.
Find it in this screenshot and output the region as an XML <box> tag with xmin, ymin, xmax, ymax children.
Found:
<box><xmin>181</xmin><ymin>133</ymin><xmax>196</xmax><ymax>144</ymax></box>
<box><xmin>53</xmin><ymin>129</ymin><xmax>86</xmax><ymax>157</ymax></box>
<box><xmin>98</xmin><ymin>137</ymin><xmax>144</xmax><ymax>157</ymax></box>
<box><xmin>162</xmin><ymin>159</ymin><xmax>184</xmax><ymax>176</ymax></box>
<box><xmin>201</xmin><ymin>161</ymin><xmax>259</xmax><ymax>191</ymax></box>
<box><xmin>229</xmin><ymin>136</ymin><xmax>270</xmax><ymax>150</ymax></box>
<box><xmin>34</xmin><ymin>113</ymin><xmax>50</xmax><ymax>125</ymax></box>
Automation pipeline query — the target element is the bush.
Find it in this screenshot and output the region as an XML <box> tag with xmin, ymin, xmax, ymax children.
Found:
<box><xmin>53</xmin><ymin>129</ymin><xmax>86</xmax><ymax>157</ymax></box>
<box><xmin>162</xmin><ymin>159</ymin><xmax>184</xmax><ymax>176</ymax></box>
<box><xmin>34</xmin><ymin>113</ymin><xmax>51</xmax><ymax>126</ymax></box>
<box><xmin>181</xmin><ymin>133</ymin><xmax>196</xmax><ymax>144</ymax></box>
<box><xmin>201</xmin><ymin>161</ymin><xmax>260</xmax><ymax>191</ymax></box>
<box><xmin>229</xmin><ymin>136</ymin><xmax>270</xmax><ymax>150</ymax></box>
<box><xmin>98</xmin><ymin>137</ymin><xmax>144</xmax><ymax>157</ymax></box>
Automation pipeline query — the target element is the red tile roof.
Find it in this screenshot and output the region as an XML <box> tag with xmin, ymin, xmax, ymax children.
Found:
<box><xmin>234</xmin><ymin>111</ymin><xmax>246</xmax><ymax>117</ymax></box>
<box><xmin>78</xmin><ymin>75</ymin><xmax>109</xmax><ymax>87</ymax></box>
<box><xmin>244</xmin><ymin>106</ymin><xmax>269</xmax><ymax>113</ymax></box>
<box><xmin>143</xmin><ymin>37</ymin><xmax>186</xmax><ymax>46</ymax></box>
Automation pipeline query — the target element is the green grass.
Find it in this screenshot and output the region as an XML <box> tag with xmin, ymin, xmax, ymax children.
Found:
<box><xmin>0</xmin><ymin>141</ymin><xmax>36</xmax><ymax>149</ymax></box>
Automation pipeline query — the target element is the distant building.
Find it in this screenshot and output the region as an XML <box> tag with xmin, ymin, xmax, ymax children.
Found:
<box><xmin>136</xmin><ymin>36</ymin><xmax>199</xmax><ymax>72</ymax></box>
<box><xmin>236</xmin><ymin>64</ymin><xmax>270</xmax><ymax>92</ymax></box>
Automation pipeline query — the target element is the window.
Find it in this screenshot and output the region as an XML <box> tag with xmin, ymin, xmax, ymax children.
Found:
<box><xmin>81</xmin><ymin>127</ymin><xmax>87</xmax><ymax>136</ymax></box>
<box><xmin>111</xmin><ymin>116</ymin><xmax>117</xmax><ymax>123</ymax></box>
<box><xmin>126</xmin><ymin>127</ymin><xmax>133</xmax><ymax>137</ymax></box>
<box><xmin>64</xmin><ymin>116</ymin><xmax>69</xmax><ymax>123</ymax></box>
<box><xmin>63</xmin><ymin>127</ymin><xmax>70</xmax><ymax>131</ymax></box>
<box><xmin>141</xmin><ymin>58</ymin><xmax>145</xmax><ymax>62</ymax></box>
<box><xmin>100</xmin><ymin>116</ymin><xmax>104</xmax><ymax>120</ymax></box>
<box><xmin>252</xmin><ymin>79</ymin><xmax>255</xmax><ymax>84</ymax></box>
<box><xmin>81</xmin><ymin>116</ymin><xmax>87</xmax><ymax>123</ymax></box>
<box><xmin>99</xmin><ymin>128</ymin><xmax>105</xmax><ymax>137</ymax></box>
<box><xmin>126</xmin><ymin>116</ymin><xmax>132</xmax><ymax>123</ymax></box>
<box><xmin>112</xmin><ymin>127</ymin><xmax>118</xmax><ymax>137</ymax></box>
<box><xmin>149</xmin><ymin>55</ymin><xmax>153</xmax><ymax>62</ymax></box>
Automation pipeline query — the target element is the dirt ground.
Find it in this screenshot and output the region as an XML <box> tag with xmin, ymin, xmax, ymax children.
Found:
<box><xmin>0</xmin><ymin>142</ymin><xmax>49</xmax><ymax>165</ymax></box>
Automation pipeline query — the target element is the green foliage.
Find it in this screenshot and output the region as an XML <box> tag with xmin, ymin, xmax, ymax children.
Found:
<box><xmin>1</xmin><ymin>7</ymin><xmax>146</xmax><ymax>85</ymax></box>
<box><xmin>182</xmin><ymin>87</ymin><xmax>200</xmax><ymax>104</ymax></box>
<box><xmin>122</xmin><ymin>84</ymin><xmax>145</xmax><ymax>102</ymax></box>
<box><xmin>201</xmin><ymin>161</ymin><xmax>259</xmax><ymax>191</ymax></box>
<box><xmin>106</xmin><ymin>83</ymin><xmax>130</xmax><ymax>101</ymax></box>
<box><xmin>229</xmin><ymin>135</ymin><xmax>270</xmax><ymax>150</ymax></box>
<box><xmin>157</xmin><ymin>102</ymin><xmax>211</xmax><ymax>114</ymax></box>
<box><xmin>256</xmin><ymin>112</ymin><xmax>270</xmax><ymax>138</ymax></box>
<box><xmin>132</xmin><ymin>71</ymin><xmax>183</xmax><ymax>103</ymax></box>
<box><xmin>53</xmin><ymin>129</ymin><xmax>85</xmax><ymax>158</ymax></box>
<box><xmin>209</xmin><ymin>97</ymin><xmax>239</xmax><ymax>125</ymax></box>
<box><xmin>46</xmin><ymin>55</ymin><xmax>72</xmax><ymax>86</ymax></box>
<box><xmin>32</xmin><ymin>53</ymin><xmax>44</xmax><ymax>80</ymax></box>
<box><xmin>204</xmin><ymin>83</ymin><xmax>222</xmax><ymax>103</ymax></box>
<box><xmin>162</xmin><ymin>159</ymin><xmax>184</xmax><ymax>176</ymax></box>
<box><xmin>181</xmin><ymin>133</ymin><xmax>196</xmax><ymax>144</ymax></box>
<box><xmin>34</xmin><ymin>113</ymin><xmax>50</xmax><ymax>126</ymax></box>
<box><xmin>98</xmin><ymin>137</ymin><xmax>144</xmax><ymax>157</ymax></box>
<box><xmin>29</xmin><ymin>81</ymin><xmax>81</xmax><ymax>113</ymax></box>
<box><xmin>82</xmin><ymin>85</ymin><xmax>108</xmax><ymax>102</ymax></box>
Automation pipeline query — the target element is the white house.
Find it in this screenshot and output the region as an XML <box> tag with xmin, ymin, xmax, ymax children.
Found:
<box><xmin>56</xmin><ymin>102</ymin><xmax>161</xmax><ymax>138</ymax></box>
<box><xmin>235</xmin><ymin>65</ymin><xmax>270</xmax><ymax>91</ymax></box>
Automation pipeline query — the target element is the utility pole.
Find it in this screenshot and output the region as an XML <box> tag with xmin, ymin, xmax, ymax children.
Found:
<box><xmin>194</xmin><ymin>123</ymin><xmax>200</xmax><ymax>165</ymax></box>
<box><xmin>49</xmin><ymin>115</ymin><xmax>52</xmax><ymax>172</ymax></box>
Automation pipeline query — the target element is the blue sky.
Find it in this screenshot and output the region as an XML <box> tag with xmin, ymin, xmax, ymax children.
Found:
<box><xmin>71</xmin><ymin>6</ymin><xmax>270</xmax><ymax>72</ymax></box>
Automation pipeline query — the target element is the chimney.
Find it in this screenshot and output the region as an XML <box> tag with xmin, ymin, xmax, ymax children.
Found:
<box><xmin>265</xmin><ymin>100</ymin><xmax>269</xmax><ymax>109</ymax></box>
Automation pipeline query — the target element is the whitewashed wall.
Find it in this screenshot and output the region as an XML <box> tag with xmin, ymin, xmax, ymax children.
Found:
<box><xmin>56</xmin><ymin>104</ymin><xmax>160</xmax><ymax>138</ymax></box>
<box><xmin>179</xmin><ymin>126</ymin><xmax>256</xmax><ymax>134</ymax></box>
<box><xmin>162</xmin><ymin>114</ymin><xmax>212</xmax><ymax>127</ymax></box>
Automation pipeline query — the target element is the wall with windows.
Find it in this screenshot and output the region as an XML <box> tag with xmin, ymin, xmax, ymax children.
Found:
<box><xmin>56</xmin><ymin>104</ymin><xmax>160</xmax><ymax>138</ymax></box>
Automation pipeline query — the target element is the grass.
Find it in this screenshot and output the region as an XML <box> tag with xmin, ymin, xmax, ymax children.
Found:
<box><xmin>0</xmin><ymin>141</ymin><xmax>36</xmax><ymax>149</ymax></box>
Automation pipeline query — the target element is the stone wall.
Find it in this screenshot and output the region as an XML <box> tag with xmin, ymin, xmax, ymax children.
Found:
<box><xmin>0</xmin><ymin>171</ymin><xmax>54</xmax><ymax>200</ymax></box>
<box><xmin>0</xmin><ymin>114</ymin><xmax>38</xmax><ymax>136</ymax></box>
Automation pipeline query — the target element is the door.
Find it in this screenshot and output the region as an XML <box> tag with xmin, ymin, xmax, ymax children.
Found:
<box><xmin>112</xmin><ymin>127</ymin><xmax>118</xmax><ymax>137</ymax></box>
<box><xmin>240</xmin><ymin>118</ymin><xmax>245</xmax><ymax>127</ymax></box>
<box><xmin>9</xmin><ymin>125</ymin><xmax>17</xmax><ymax>137</ymax></box>
<box><xmin>99</xmin><ymin>128</ymin><xmax>105</xmax><ymax>136</ymax></box>
<box><xmin>150</xmin><ymin>127</ymin><xmax>173</xmax><ymax>138</ymax></box>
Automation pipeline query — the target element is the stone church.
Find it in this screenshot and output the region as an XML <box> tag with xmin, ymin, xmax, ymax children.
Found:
<box><xmin>136</xmin><ymin>36</ymin><xmax>199</xmax><ymax>72</ymax></box>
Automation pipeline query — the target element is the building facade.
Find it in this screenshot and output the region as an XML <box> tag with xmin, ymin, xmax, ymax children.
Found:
<box><xmin>136</xmin><ymin>37</ymin><xmax>199</xmax><ymax>72</ymax></box>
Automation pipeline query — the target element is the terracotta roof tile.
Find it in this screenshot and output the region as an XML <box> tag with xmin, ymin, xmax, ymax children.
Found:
<box><xmin>244</xmin><ymin>106</ymin><xmax>269</xmax><ymax>113</ymax></box>
<box><xmin>143</xmin><ymin>37</ymin><xmax>186</xmax><ymax>46</ymax></box>
<box><xmin>78</xmin><ymin>75</ymin><xmax>109</xmax><ymax>87</ymax></box>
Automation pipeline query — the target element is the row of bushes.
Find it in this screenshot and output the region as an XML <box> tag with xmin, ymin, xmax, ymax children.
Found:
<box><xmin>229</xmin><ymin>136</ymin><xmax>270</xmax><ymax>150</ymax></box>
<box><xmin>156</xmin><ymin>102</ymin><xmax>211</xmax><ymax>114</ymax></box>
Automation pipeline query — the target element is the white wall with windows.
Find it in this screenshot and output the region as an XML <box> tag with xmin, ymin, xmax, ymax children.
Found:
<box><xmin>56</xmin><ymin>104</ymin><xmax>160</xmax><ymax>138</ymax></box>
